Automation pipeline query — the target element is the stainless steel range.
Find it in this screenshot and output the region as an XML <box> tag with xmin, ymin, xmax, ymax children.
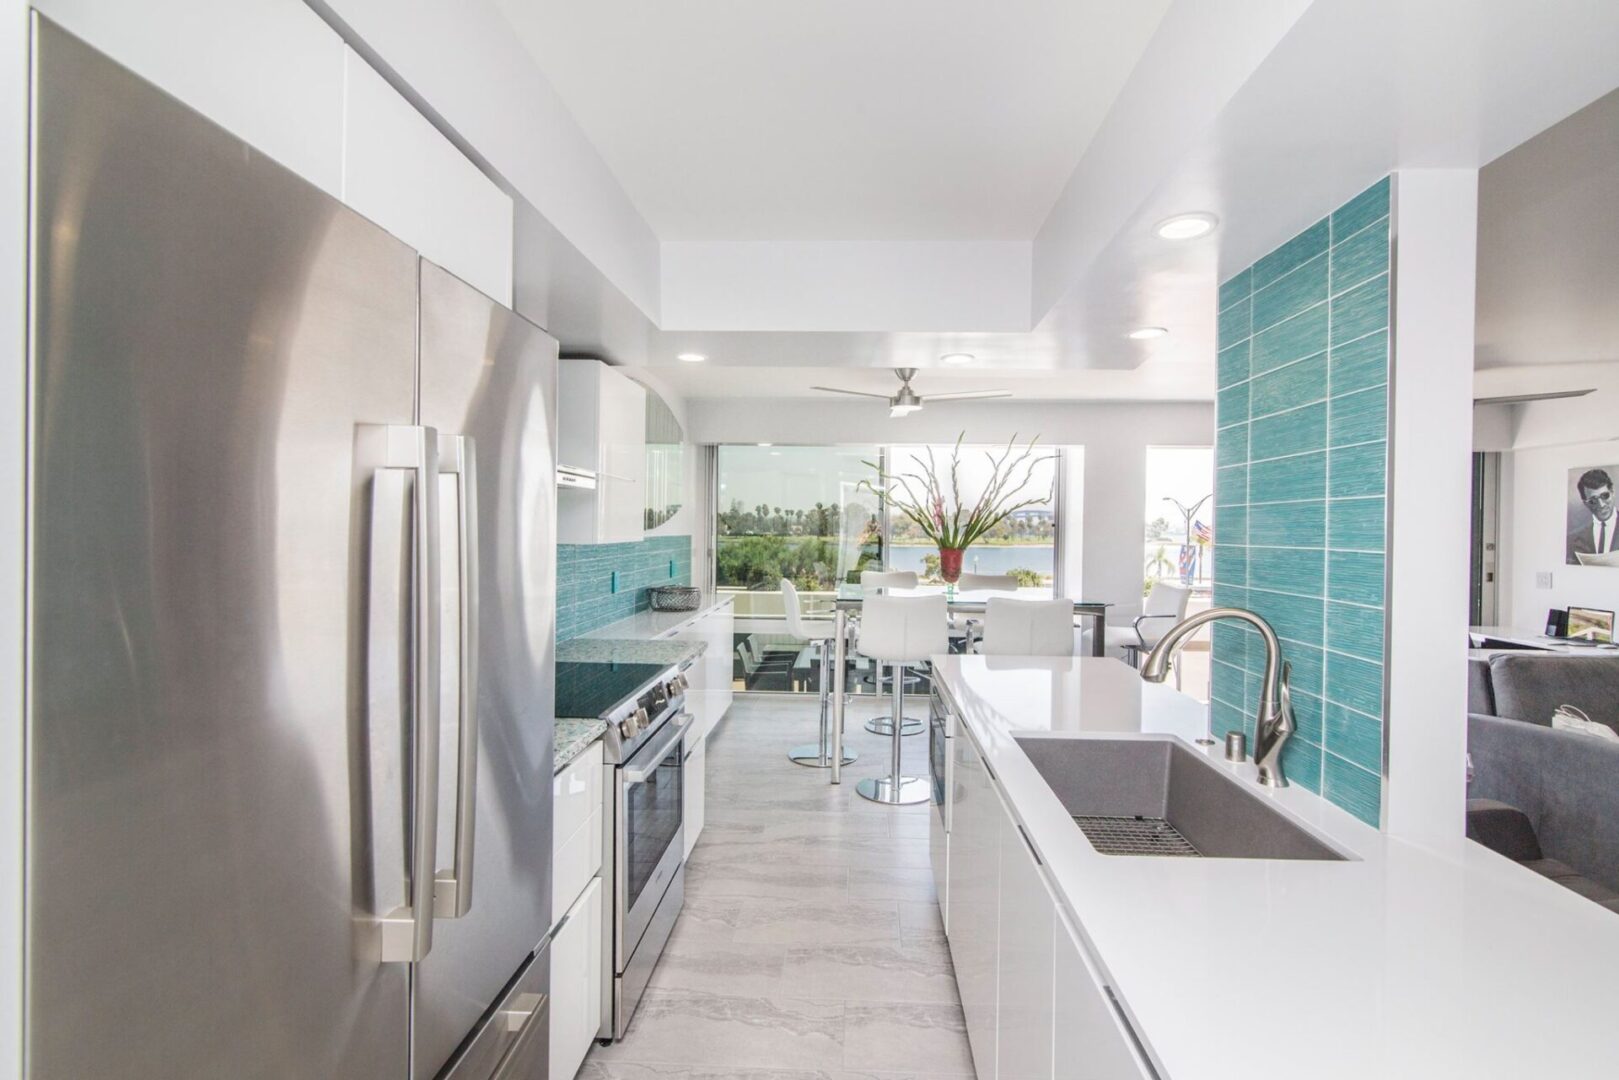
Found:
<box><xmin>557</xmin><ymin>658</ymin><xmax>692</xmax><ymax>1040</ymax></box>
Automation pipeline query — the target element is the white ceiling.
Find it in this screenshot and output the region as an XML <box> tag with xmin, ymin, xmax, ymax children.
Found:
<box><xmin>648</xmin><ymin>361</ymin><xmax>1211</xmax><ymax>402</ymax></box>
<box><xmin>1476</xmin><ymin>87</ymin><xmax>1619</xmax><ymax>370</ymax></box>
<box><xmin>491</xmin><ymin>0</ymin><xmax>1170</xmax><ymax>241</ymax></box>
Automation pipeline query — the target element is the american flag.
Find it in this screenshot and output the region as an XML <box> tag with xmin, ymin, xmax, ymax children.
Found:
<box><xmin>1192</xmin><ymin>519</ymin><xmax>1212</xmax><ymax>544</ymax></box>
<box><xmin>1178</xmin><ymin>544</ymin><xmax>1198</xmax><ymax>580</ymax></box>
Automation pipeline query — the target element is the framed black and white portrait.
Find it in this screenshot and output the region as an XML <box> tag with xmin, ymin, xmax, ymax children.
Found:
<box><xmin>1567</xmin><ymin>465</ymin><xmax>1619</xmax><ymax>566</ymax></box>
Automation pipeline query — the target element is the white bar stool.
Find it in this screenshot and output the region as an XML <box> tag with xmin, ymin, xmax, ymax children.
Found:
<box><xmin>975</xmin><ymin>597</ymin><xmax>1077</xmax><ymax>656</ymax></box>
<box><xmin>857</xmin><ymin>569</ymin><xmax>925</xmax><ymax>736</ymax></box>
<box><xmin>855</xmin><ymin>594</ymin><xmax>947</xmax><ymax>805</ymax></box>
<box><xmin>780</xmin><ymin>578</ymin><xmax>857</xmax><ymax>768</ymax></box>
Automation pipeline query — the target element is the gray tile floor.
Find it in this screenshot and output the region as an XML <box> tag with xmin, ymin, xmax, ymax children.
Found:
<box><xmin>581</xmin><ymin>694</ymin><xmax>975</xmax><ymax>1080</ymax></box>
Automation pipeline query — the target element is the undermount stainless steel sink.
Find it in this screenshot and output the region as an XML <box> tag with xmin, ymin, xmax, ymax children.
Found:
<box><xmin>1014</xmin><ymin>736</ymin><xmax>1348</xmax><ymax>861</ymax></box>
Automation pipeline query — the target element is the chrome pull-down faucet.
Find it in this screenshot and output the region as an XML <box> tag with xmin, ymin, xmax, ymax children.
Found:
<box><xmin>1139</xmin><ymin>607</ymin><xmax>1295</xmax><ymax>788</ymax></box>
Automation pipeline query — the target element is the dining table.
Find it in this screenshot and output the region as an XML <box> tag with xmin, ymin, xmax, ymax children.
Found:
<box><xmin>825</xmin><ymin>584</ymin><xmax>1111</xmax><ymax>784</ymax></box>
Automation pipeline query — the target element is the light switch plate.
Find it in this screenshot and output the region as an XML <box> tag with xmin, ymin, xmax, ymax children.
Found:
<box><xmin>1536</xmin><ymin>571</ymin><xmax>1554</xmax><ymax>589</ymax></box>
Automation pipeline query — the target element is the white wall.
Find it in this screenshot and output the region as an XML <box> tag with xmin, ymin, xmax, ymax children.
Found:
<box><xmin>660</xmin><ymin>241</ymin><xmax>1031</xmax><ymax>332</ymax></box>
<box><xmin>1500</xmin><ymin>440</ymin><xmax>1619</xmax><ymax>629</ymax></box>
<box><xmin>1474</xmin><ymin>363</ymin><xmax>1619</xmax><ymax>629</ymax></box>
<box><xmin>685</xmin><ymin>397</ymin><xmax>1214</xmax><ymax>619</ymax></box>
<box><xmin>1385</xmin><ymin>170</ymin><xmax>1478</xmax><ymax>851</ymax></box>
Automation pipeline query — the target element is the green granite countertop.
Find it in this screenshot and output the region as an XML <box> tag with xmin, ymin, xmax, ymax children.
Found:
<box><xmin>556</xmin><ymin>637</ymin><xmax>705</xmax><ymax>665</ymax></box>
<box><xmin>554</xmin><ymin>717</ymin><xmax>607</xmax><ymax>775</ymax></box>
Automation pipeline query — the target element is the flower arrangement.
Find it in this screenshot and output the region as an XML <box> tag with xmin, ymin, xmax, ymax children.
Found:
<box><xmin>861</xmin><ymin>434</ymin><xmax>1055</xmax><ymax>583</ymax></box>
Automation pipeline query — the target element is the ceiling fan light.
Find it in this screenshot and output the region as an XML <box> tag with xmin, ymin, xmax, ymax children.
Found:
<box><xmin>941</xmin><ymin>352</ymin><xmax>975</xmax><ymax>365</ymax></box>
<box><xmin>889</xmin><ymin>403</ymin><xmax>923</xmax><ymax>417</ymax></box>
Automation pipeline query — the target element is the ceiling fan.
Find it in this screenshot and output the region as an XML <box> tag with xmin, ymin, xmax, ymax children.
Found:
<box><xmin>811</xmin><ymin>367</ymin><xmax>1012</xmax><ymax>417</ymax></box>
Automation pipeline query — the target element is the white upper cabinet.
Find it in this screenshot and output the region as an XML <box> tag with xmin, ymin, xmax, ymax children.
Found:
<box><xmin>558</xmin><ymin>360</ymin><xmax>646</xmax><ymax>544</ymax></box>
<box><xmin>35</xmin><ymin>0</ymin><xmax>347</xmax><ymax>195</ymax></box>
<box><xmin>341</xmin><ymin>50</ymin><xmax>514</xmax><ymax>305</ymax></box>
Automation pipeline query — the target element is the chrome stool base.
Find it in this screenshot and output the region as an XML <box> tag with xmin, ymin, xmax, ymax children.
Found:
<box><xmin>789</xmin><ymin>742</ymin><xmax>858</xmax><ymax>768</ymax></box>
<box><xmin>856</xmin><ymin>775</ymin><xmax>930</xmax><ymax>806</ymax></box>
<box><xmin>864</xmin><ymin>715</ymin><xmax>924</xmax><ymax>736</ymax></box>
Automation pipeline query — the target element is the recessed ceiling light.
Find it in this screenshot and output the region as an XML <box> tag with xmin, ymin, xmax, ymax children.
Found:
<box><xmin>1152</xmin><ymin>212</ymin><xmax>1218</xmax><ymax>241</ymax></box>
<box><xmin>1129</xmin><ymin>326</ymin><xmax>1169</xmax><ymax>340</ymax></box>
<box><xmin>757</xmin><ymin>442</ymin><xmax>773</xmax><ymax>447</ymax></box>
<box><xmin>676</xmin><ymin>352</ymin><xmax>707</xmax><ymax>363</ymax></box>
<box><xmin>941</xmin><ymin>352</ymin><xmax>975</xmax><ymax>365</ymax></box>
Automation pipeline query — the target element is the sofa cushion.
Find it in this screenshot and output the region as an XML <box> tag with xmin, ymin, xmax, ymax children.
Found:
<box><xmin>1467</xmin><ymin>656</ymin><xmax>1495</xmax><ymax>715</ymax></box>
<box><xmin>1523</xmin><ymin>859</ymin><xmax>1619</xmax><ymax>913</ymax></box>
<box><xmin>1468</xmin><ymin>712</ymin><xmax>1619</xmax><ymax>892</ymax></box>
<box><xmin>1465</xmin><ymin>798</ymin><xmax>1543</xmax><ymax>861</ymax></box>
<box><xmin>1487</xmin><ymin>653</ymin><xmax>1619</xmax><ymax>733</ymax></box>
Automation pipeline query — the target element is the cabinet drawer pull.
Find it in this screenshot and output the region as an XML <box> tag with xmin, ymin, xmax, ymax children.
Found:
<box><xmin>1016</xmin><ymin>823</ymin><xmax>1042</xmax><ymax>865</ymax></box>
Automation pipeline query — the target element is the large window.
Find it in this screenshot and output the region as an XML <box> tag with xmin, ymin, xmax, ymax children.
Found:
<box><xmin>1143</xmin><ymin>447</ymin><xmax>1215</xmax><ymax>593</ymax></box>
<box><xmin>715</xmin><ymin>445</ymin><xmax>880</xmax><ymax>611</ymax></box>
<box><xmin>887</xmin><ymin>444</ymin><xmax>1058</xmax><ymax>587</ymax></box>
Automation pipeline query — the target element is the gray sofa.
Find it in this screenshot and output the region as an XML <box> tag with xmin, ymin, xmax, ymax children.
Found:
<box><xmin>1468</xmin><ymin>652</ymin><xmax>1619</xmax><ymax>732</ymax></box>
<box><xmin>1467</xmin><ymin>712</ymin><xmax>1619</xmax><ymax>911</ymax></box>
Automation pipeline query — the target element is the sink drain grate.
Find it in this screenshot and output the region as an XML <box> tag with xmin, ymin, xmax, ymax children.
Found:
<box><xmin>1073</xmin><ymin>815</ymin><xmax>1202</xmax><ymax>857</ymax></box>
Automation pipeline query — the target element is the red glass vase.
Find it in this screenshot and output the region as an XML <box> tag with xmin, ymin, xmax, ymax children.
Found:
<box><xmin>938</xmin><ymin>547</ymin><xmax>965</xmax><ymax>584</ymax></box>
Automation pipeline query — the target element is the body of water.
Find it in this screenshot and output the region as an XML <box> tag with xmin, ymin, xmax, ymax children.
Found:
<box><xmin>888</xmin><ymin>543</ymin><xmax>1053</xmax><ymax>578</ymax></box>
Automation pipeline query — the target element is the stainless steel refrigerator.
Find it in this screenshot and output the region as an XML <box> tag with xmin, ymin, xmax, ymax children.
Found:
<box><xmin>26</xmin><ymin>19</ymin><xmax>557</xmax><ymax>1079</ymax></box>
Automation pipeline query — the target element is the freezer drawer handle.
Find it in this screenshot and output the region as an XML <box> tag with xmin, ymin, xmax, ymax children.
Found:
<box><xmin>363</xmin><ymin>424</ymin><xmax>444</xmax><ymax>963</ymax></box>
<box><xmin>434</xmin><ymin>433</ymin><xmax>480</xmax><ymax>919</ymax></box>
<box><xmin>491</xmin><ymin>992</ymin><xmax>549</xmax><ymax>1079</ymax></box>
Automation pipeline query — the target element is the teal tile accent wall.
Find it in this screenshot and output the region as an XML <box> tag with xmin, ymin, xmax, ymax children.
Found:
<box><xmin>557</xmin><ymin>535</ymin><xmax>693</xmax><ymax>640</ymax></box>
<box><xmin>1213</xmin><ymin>176</ymin><xmax>1390</xmax><ymax>826</ymax></box>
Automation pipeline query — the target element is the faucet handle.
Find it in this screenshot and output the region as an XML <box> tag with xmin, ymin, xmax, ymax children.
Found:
<box><xmin>1275</xmin><ymin>660</ymin><xmax>1295</xmax><ymax>734</ymax></box>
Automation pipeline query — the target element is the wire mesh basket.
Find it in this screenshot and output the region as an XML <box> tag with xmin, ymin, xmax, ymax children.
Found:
<box><xmin>649</xmin><ymin>585</ymin><xmax>701</xmax><ymax>612</ymax></box>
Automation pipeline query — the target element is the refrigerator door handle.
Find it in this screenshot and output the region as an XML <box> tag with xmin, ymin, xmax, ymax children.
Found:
<box><xmin>365</xmin><ymin>423</ymin><xmax>444</xmax><ymax>963</ymax></box>
<box><xmin>434</xmin><ymin>433</ymin><xmax>480</xmax><ymax>919</ymax></box>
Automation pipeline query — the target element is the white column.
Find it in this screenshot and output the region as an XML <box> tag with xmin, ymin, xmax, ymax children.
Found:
<box><xmin>1385</xmin><ymin>170</ymin><xmax>1478</xmax><ymax>849</ymax></box>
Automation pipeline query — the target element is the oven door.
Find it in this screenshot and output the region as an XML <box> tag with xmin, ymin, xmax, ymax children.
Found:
<box><xmin>617</xmin><ymin>711</ymin><xmax>689</xmax><ymax>959</ymax></box>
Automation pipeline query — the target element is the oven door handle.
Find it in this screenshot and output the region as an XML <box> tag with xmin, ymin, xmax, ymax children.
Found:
<box><xmin>622</xmin><ymin>713</ymin><xmax>691</xmax><ymax>784</ymax></box>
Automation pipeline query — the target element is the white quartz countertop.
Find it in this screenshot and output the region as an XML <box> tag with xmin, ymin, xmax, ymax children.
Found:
<box><xmin>933</xmin><ymin>654</ymin><xmax>1619</xmax><ymax>1080</ymax></box>
<box><xmin>581</xmin><ymin>591</ymin><xmax>733</xmax><ymax>642</ymax></box>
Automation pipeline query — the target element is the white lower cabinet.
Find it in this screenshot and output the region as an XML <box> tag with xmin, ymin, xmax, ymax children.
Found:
<box><xmin>946</xmin><ymin>722</ymin><xmax>1157</xmax><ymax>1080</ymax></box>
<box><xmin>548</xmin><ymin>876</ymin><xmax>603</xmax><ymax>1080</ymax></box>
<box><xmin>683</xmin><ymin>735</ymin><xmax>706</xmax><ymax>857</ymax></box>
<box><xmin>996</xmin><ymin>789</ymin><xmax>1054</xmax><ymax>1080</ymax></box>
<box><xmin>670</xmin><ymin>599</ymin><xmax>734</xmax><ymax>741</ymax></box>
<box><xmin>946</xmin><ymin>729</ymin><xmax>1000</xmax><ymax>1080</ymax></box>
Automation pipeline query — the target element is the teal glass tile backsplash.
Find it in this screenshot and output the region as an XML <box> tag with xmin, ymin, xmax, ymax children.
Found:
<box><xmin>557</xmin><ymin>535</ymin><xmax>693</xmax><ymax>640</ymax></box>
<box><xmin>1213</xmin><ymin>176</ymin><xmax>1390</xmax><ymax>826</ymax></box>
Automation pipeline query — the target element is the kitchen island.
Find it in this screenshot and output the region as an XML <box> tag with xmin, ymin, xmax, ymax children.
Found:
<box><xmin>931</xmin><ymin>654</ymin><xmax>1619</xmax><ymax>1079</ymax></box>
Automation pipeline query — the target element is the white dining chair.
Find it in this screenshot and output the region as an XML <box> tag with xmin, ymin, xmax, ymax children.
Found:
<box><xmin>781</xmin><ymin>578</ymin><xmax>856</xmax><ymax>768</ymax></box>
<box><xmin>860</xmin><ymin>569</ymin><xmax>918</xmax><ymax>589</ymax></box>
<box><xmin>1105</xmin><ymin>581</ymin><xmax>1192</xmax><ymax>668</ymax></box>
<box><xmin>956</xmin><ymin>571</ymin><xmax>1019</xmax><ymax>592</ymax></box>
<box><xmin>854</xmin><ymin>594</ymin><xmax>948</xmax><ymax>805</ymax></box>
<box><xmin>976</xmin><ymin>598</ymin><xmax>1076</xmax><ymax>656</ymax></box>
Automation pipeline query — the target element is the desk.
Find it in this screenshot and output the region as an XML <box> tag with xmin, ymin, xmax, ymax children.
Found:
<box><xmin>826</xmin><ymin>585</ymin><xmax>1111</xmax><ymax>784</ymax></box>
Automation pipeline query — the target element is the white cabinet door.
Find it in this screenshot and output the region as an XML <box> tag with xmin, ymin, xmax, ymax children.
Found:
<box><xmin>551</xmin><ymin>742</ymin><xmax>603</xmax><ymax>924</ymax></box>
<box><xmin>36</xmin><ymin>0</ymin><xmax>347</xmax><ymax>196</ymax></box>
<box><xmin>669</xmin><ymin>600</ymin><xmax>735</xmax><ymax>740</ymax></box>
<box><xmin>1053</xmin><ymin>907</ymin><xmax>1156</xmax><ymax>1080</ymax></box>
<box><xmin>558</xmin><ymin>360</ymin><xmax>646</xmax><ymax>544</ymax></box>
<box><xmin>996</xmin><ymin>788</ymin><xmax>1055</xmax><ymax>1080</ymax></box>
<box><xmin>946</xmin><ymin>729</ymin><xmax>1000</xmax><ymax>1080</ymax></box>
<box><xmin>341</xmin><ymin>50</ymin><xmax>514</xmax><ymax>305</ymax></box>
<box><xmin>683</xmin><ymin>735</ymin><xmax>706</xmax><ymax>858</ymax></box>
<box><xmin>548</xmin><ymin>876</ymin><xmax>604</xmax><ymax>1080</ymax></box>
<box><xmin>596</xmin><ymin>365</ymin><xmax>646</xmax><ymax>542</ymax></box>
